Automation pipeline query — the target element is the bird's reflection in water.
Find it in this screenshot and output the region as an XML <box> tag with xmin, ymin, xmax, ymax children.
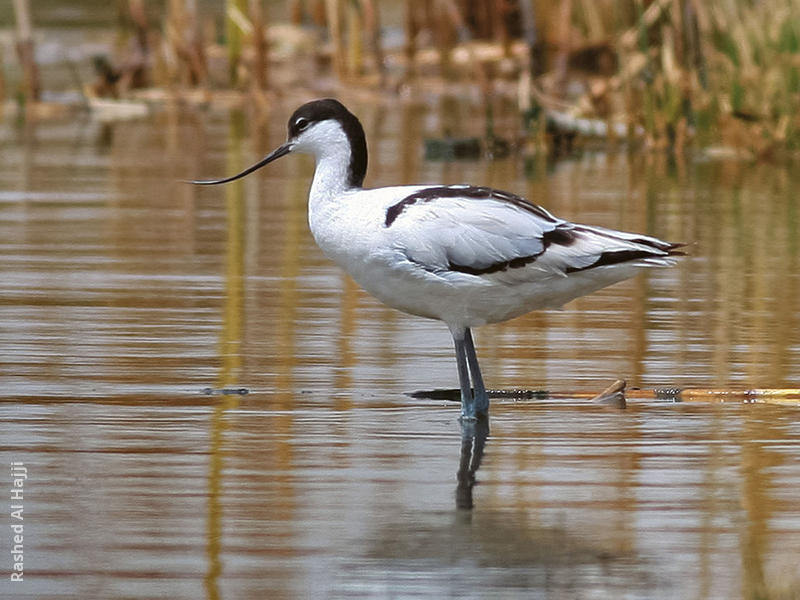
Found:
<box><xmin>455</xmin><ymin>417</ymin><xmax>489</xmax><ymax>510</ymax></box>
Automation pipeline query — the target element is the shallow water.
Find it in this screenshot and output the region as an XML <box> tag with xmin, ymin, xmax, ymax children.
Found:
<box><xmin>1</xmin><ymin>102</ymin><xmax>800</xmax><ymax>599</ymax></box>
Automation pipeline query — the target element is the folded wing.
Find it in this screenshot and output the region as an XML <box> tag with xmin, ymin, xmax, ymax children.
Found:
<box><xmin>385</xmin><ymin>186</ymin><xmax>682</xmax><ymax>281</ymax></box>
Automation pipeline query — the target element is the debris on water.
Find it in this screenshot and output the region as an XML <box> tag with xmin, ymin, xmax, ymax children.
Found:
<box><xmin>488</xmin><ymin>389</ymin><xmax>550</xmax><ymax>399</ymax></box>
<box><xmin>665</xmin><ymin>387</ymin><xmax>800</xmax><ymax>405</ymax></box>
<box><xmin>409</xmin><ymin>388</ymin><xmax>459</xmax><ymax>401</ymax></box>
<box><xmin>590</xmin><ymin>379</ymin><xmax>627</xmax><ymax>409</ymax></box>
<box><xmin>424</xmin><ymin>136</ymin><xmax>482</xmax><ymax>161</ymax></box>
<box><xmin>423</xmin><ymin>134</ymin><xmax>513</xmax><ymax>161</ymax></box>
<box><xmin>411</xmin><ymin>384</ymin><xmax>800</xmax><ymax>407</ymax></box>
<box><xmin>410</xmin><ymin>388</ymin><xmax>549</xmax><ymax>401</ymax></box>
<box><xmin>653</xmin><ymin>387</ymin><xmax>683</xmax><ymax>401</ymax></box>
<box><xmin>485</xmin><ymin>135</ymin><xmax>512</xmax><ymax>159</ymax></box>
<box><xmin>201</xmin><ymin>387</ymin><xmax>249</xmax><ymax>396</ymax></box>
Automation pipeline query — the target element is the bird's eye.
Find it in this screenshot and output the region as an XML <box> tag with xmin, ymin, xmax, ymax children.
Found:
<box><xmin>295</xmin><ymin>117</ymin><xmax>310</xmax><ymax>132</ymax></box>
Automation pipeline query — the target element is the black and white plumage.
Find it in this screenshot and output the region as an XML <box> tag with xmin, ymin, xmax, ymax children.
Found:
<box><xmin>192</xmin><ymin>98</ymin><xmax>684</xmax><ymax>419</ymax></box>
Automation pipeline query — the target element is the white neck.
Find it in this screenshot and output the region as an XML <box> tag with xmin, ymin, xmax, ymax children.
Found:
<box><xmin>309</xmin><ymin>146</ymin><xmax>353</xmax><ymax>204</ymax></box>
<box><xmin>305</xmin><ymin>141</ymin><xmax>357</xmax><ymax>254</ymax></box>
<box><xmin>294</xmin><ymin>120</ymin><xmax>359</xmax><ymax>207</ymax></box>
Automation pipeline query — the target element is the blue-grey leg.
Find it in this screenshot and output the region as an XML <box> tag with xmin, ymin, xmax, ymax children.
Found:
<box><xmin>464</xmin><ymin>328</ymin><xmax>489</xmax><ymax>416</ymax></box>
<box><xmin>452</xmin><ymin>333</ymin><xmax>475</xmax><ymax>419</ymax></box>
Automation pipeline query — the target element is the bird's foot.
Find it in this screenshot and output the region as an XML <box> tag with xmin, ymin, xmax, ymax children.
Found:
<box><xmin>473</xmin><ymin>391</ymin><xmax>490</xmax><ymax>416</ymax></box>
<box><xmin>459</xmin><ymin>406</ymin><xmax>489</xmax><ymax>423</ymax></box>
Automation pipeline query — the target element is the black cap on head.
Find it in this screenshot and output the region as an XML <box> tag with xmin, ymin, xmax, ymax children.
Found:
<box><xmin>288</xmin><ymin>99</ymin><xmax>367</xmax><ymax>188</ymax></box>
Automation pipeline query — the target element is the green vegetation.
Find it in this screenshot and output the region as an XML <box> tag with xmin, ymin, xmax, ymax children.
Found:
<box><xmin>4</xmin><ymin>0</ymin><xmax>800</xmax><ymax>157</ymax></box>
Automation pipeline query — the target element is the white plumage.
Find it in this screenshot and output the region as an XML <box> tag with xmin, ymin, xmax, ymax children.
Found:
<box><xmin>192</xmin><ymin>99</ymin><xmax>683</xmax><ymax>419</ymax></box>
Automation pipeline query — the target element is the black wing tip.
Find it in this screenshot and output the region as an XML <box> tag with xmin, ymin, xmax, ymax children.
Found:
<box><xmin>566</xmin><ymin>247</ymin><xmax>686</xmax><ymax>273</ymax></box>
<box><xmin>666</xmin><ymin>241</ymin><xmax>690</xmax><ymax>256</ymax></box>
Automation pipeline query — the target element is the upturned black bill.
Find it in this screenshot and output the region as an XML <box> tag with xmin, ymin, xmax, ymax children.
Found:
<box><xmin>188</xmin><ymin>142</ymin><xmax>294</xmax><ymax>185</ymax></box>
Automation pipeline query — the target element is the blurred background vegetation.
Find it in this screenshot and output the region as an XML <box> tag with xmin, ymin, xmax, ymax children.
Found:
<box><xmin>2</xmin><ymin>0</ymin><xmax>800</xmax><ymax>158</ymax></box>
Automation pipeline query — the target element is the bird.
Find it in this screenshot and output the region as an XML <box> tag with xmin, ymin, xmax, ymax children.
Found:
<box><xmin>191</xmin><ymin>98</ymin><xmax>683</xmax><ymax>420</ymax></box>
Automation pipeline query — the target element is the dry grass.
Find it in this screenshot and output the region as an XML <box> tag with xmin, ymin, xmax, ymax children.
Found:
<box><xmin>8</xmin><ymin>0</ymin><xmax>800</xmax><ymax>156</ymax></box>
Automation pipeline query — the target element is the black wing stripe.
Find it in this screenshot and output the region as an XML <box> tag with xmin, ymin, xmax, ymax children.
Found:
<box><xmin>385</xmin><ymin>185</ymin><xmax>557</xmax><ymax>228</ymax></box>
<box><xmin>447</xmin><ymin>225</ymin><xmax>578</xmax><ymax>276</ymax></box>
<box><xmin>451</xmin><ymin>234</ymin><xmax>682</xmax><ymax>277</ymax></box>
<box><xmin>448</xmin><ymin>252</ymin><xmax>542</xmax><ymax>276</ymax></box>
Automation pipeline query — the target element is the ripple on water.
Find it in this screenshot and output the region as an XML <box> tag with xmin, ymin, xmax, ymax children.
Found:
<box><xmin>2</xmin><ymin>102</ymin><xmax>800</xmax><ymax>598</ymax></box>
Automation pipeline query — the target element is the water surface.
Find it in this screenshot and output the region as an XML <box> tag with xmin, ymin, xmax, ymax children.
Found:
<box><xmin>1</xmin><ymin>101</ymin><xmax>800</xmax><ymax>599</ymax></box>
